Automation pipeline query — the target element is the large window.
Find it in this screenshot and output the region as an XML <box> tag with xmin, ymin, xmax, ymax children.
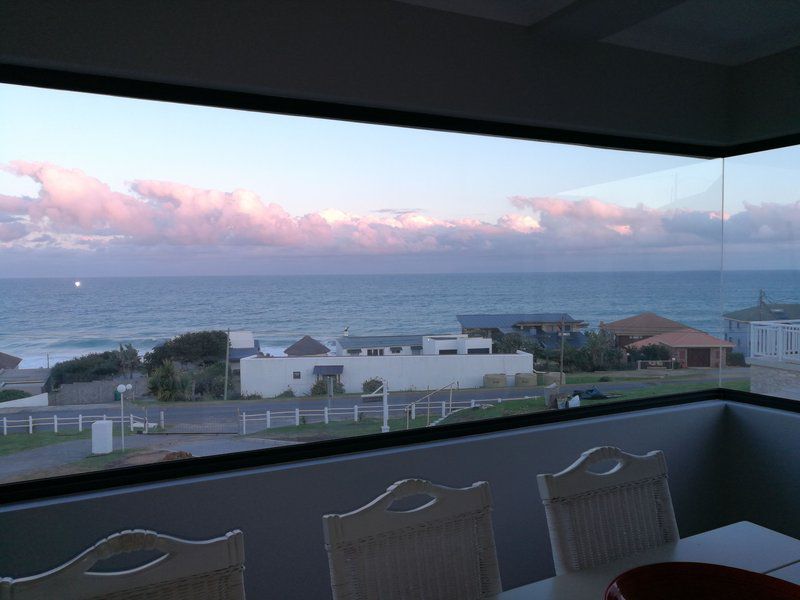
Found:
<box><xmin>4</xmin><ymin>80</ymin><xmax>783</xmax><ymax>486</ymax></box>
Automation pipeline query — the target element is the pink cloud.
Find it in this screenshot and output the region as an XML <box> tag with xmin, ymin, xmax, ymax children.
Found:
<box><xmin>2</xmin><ymin>162</ymin><xmax>798</xmax><ymax>261</ymax></box>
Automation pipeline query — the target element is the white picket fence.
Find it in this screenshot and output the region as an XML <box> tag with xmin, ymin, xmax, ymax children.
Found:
<box><xmin>239</xmin><ymin>396</ymin><xmax>540</xmax><ymax>435</ymax></box>
<box><xmin>751</xmin><ymin>321</ymin><xmax>800</xmax><ymax>362</ymax></box>
<box><xmin>1</xmin><ymin>412</ymin><xmax>164</xmax><ymax>435</ymax></box>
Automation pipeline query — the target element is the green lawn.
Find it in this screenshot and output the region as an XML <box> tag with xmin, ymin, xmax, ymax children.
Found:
<box><xmin>242</xmin><ymin>380</ymin><xmax>752</xmax><ymax>443</ymax></box>
<box><xmin>0</xmin><ymin>430</ymin><xmax>90</xmax><ymax>457</ymax></box>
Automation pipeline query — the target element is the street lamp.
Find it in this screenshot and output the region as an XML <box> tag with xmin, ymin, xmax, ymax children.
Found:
<box><xmin>116</xmin><ymin>383</ymin><xmax>132</xmax><ymax>450</ymax></box>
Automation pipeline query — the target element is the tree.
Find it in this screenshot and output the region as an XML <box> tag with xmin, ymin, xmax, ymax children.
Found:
<box><xmin>582</xmin><ymin>330</ymin><xmax>623</xmax><ymax>371</ymax></box>
<box><xmin>148</xmin><ymin>360</ymin><xmax>191</xmax><ymax>402</ymax></box>
<box><xmin>193</xmin><ymin>362</ymin><xmax>228</xmax><ymax>399</ymax></box>
<box><xmin>47</xmin><ymin>350</ymin><xmax>124</xmax><ymax>390</ymax></box>
<box><xmin>117</xmin><ymin>343</ymin><xmax>141</xmax><ymax>378</ymax></box>
<box><xmin>494</xmin><ymin>333</ymin><xmax>541</xmax><ymax>356</ymax></box>
<box><xmin>143</xmin><ymin>331</ymin><xmax>227</xmax><ymax>372</ymax></box>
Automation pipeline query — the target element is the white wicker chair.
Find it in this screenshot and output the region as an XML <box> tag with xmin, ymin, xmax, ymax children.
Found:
<box><xmin>537</xmin><ymin>446</ymin><xmax>679</xmax><ymax>574</ymax></box>
<box><xmin>323</xmin><ymin>479</ymin><xmax>502</xmax><ymax>600</ymax></box>
<box><xmin>0</xmin><ymin>529</ymin><xmax>245</xmax><ymax>600</ymax></box>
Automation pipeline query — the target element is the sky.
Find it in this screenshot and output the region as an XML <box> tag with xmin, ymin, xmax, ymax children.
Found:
<box><xmin>0</xmin><ymin>83</ymin><xmax>799</xmax><ymax>276</ymax></box>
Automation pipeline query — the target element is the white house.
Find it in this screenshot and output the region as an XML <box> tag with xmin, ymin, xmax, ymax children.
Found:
<box><xmin>332</xmin><ymin>334</ymin><xmax>492</xmax><ymax>357</ymax></box>
<box><xmin>240</xmin><ymin>349</ymin><xmax>532</xmax><ymax>397</ymax></box>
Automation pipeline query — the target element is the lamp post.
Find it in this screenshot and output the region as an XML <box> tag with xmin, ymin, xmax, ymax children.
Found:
<box><xmin>116</xmin><ymin>383</ymin><xmax>132</xmax><ymax>450</ymax></box>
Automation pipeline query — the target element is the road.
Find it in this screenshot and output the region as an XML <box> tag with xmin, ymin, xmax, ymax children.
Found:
<box><xmin>0</xmin><ymin>369</ymin><xmax>748</xmax><ymax>428</ymax></box>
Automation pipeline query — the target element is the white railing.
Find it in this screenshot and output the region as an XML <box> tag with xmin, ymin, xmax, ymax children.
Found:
<box><xmin>750</xmin><ymin>321</ymin><xmax>800</xmax><ymax>362</ymax></box>
<box><xmin>1</xmin><ymin>412</ymin><xmax>164</xmax><ymax>435</ymax></box>
<box><xmin>239</xmin><ymin>396</ymin><xmax>541</xmax><ymax>435</ymax></box>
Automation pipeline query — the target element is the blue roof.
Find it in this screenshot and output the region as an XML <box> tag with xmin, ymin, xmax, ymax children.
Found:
<box><xmin>457</xmin><ymin>314</ymin><xmax>583</xmax><ymax>329</ymax></box>
<box><xmin>229</xmin><ymin>340</ymin><xmax>261</xmax><ymax>362</ymax></box>
<box><xmin>336</xmin><ymin>335</ymin><xmax>425</xmax><ymax>350</ymax></box>
<box><xmin>313</xmin><ymin>365</ymin><xmax>344</xmax><ymax>375</ymax></box>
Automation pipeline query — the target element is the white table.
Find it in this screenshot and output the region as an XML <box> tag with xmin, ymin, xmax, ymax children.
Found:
<box><xmin>499</xmin><ymin>521</ymin><xmax>800</xmax><ymax>599</ymax></box>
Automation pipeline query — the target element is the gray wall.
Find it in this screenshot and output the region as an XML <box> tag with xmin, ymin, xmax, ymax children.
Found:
<box><xmin>49</xmin><ymin>376</ymin><xmax>148</xmax><ymax>406</ymax></box>
<box><xmin>0</xmin><ymin>401</ymin><xmax>727</xmax><ymax>597</ymax></box>
<box><xmin>721</xmin><ymin>403</ymin><xmax>800</xmax><ymax>538</ymax></box>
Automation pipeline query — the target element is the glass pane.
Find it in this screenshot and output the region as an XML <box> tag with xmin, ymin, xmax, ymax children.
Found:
<box><xmin>721</xmin><ymin>145</ymin><xmax>800</xmax><ymax>396</ymax></box>
<box><xmin>0</xmin><ymin>82</ymin><xmax>724</xmax><ymax>484</ymax></box>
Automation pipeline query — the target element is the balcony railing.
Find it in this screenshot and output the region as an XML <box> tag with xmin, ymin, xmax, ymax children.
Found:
<box><xmin>750</xmin><ymin>320</ymin><xmax>800</xmax><ymax>362</ymax></box>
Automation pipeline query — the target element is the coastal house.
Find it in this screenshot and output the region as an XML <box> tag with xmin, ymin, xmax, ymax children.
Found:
<box><xmin>284</xmin><ymin>335</ymin><xmax>331</xmax><ymax>357</ymax></box>
<box><xmin>600</xmin><ymin>312</ymin><xmax>693</xmax><ymax>348</ymax></box>
<box><xmin>0</xmin><ymin>352</ymin><xmax>22</xmax><ymax>370</ymax></box>
<box><xmin>227</xmin><ymin>331</ymin><xmax>261</xmax><ymax>373</ymax></box>
<box><xmin>626</xmin><ymin>330</ymin><xmax>733</xmax><ymax>368</ymax></box>
<box><xmin>456</xmin><ymin>313</ymin><xmax>588</xmax><ymax>351</ymax></box>
<box><xmin>723</xmin><ymin>301</ymin><xmax>800</xmax><ymax>357</ymax></box>
<box><xmin>332</xmin><ymin>334</ymin><xmax>492</xmax><ymax>357</ymax></box>
<box><xmin>242</xmin><ymin>332</ymin><xmax>524</xmax><ymax>396</ymax></box>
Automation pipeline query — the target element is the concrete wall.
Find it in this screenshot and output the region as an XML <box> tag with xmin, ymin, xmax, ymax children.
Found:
<box><xmin>748</xmin><ymin>359</ymin><xmax>800</xmax><ymax>400</ymax></box>
<box><xmin>50</xmin><ymin>376</ymin><xmax>148</xmax><ymax>406</ymax></box>
<box><xmin>0</xmin><ymin>401</ymin><xmax>728</xmax><ymax>598</ymax></box>
<box><xmin>241</xmin><ymin>352</ymin><xmax>532</xmax><ymax>397</ymax></box>
<box><xmin>0</xmin><ymin>392</ymin><xmax>48</xmax><ymax>408</ymax></box>
<box><xmin>721</xmin><ymin>403</ymin><xmax>800</xmax><ymax>539</ymax></box>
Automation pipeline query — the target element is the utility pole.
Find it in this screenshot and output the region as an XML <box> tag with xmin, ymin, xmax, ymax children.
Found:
<box><xmin>559</xmin><ymin>315</ymin><xmax>566</xmax><ymax>386</ymax></box>
<box><xmin>223</xmin><ymin>329</ymin><xmax>230</xmax><ymax>401</ymax></box>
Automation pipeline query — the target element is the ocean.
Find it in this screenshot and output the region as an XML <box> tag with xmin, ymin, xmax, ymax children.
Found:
<box><xmin>1</xmin><ymin>270</ymin><xmax>798</xmax><ymax>368</ymax></box>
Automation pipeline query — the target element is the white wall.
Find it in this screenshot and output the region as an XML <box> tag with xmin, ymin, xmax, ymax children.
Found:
<box><xmin>241</xmin><ymin>352</ymin><xmax>532</xmax><ymax>397</ymax></box>
<box><xmin>0</xmin><ymin>392</ymin><xmax>48</xmax><ymax>408</ymax></box>
<box><xmin>422</xmin><ymin>335</ymin><xmax>492</xmax><ymax>355</ymax></box>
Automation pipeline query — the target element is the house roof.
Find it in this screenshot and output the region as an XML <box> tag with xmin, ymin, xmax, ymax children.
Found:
<box><xmin>626</xmin><ymin>329</ymin><xmax>733</xmax><ymax>349</ymax></box>
<box><xmin>723</xmin><ymin>303</ymin><xmax>800</xmax><ymax>322</ymax></box>
<box><xmin>0</xmin><ymin>352</ymin><xmax>22</xmax><ymax>370</ymax></box>
<box><xmin>0</xmin><ymin>368</ymin><xmax>51</xmax><ymax>384</ymax></box>
<box><xmin>600</xmin><ymin>312</ymin><xmax>691</xmax><ymax>336</ymax></box>
<box><xmin>284</xmin><ymin>336</ymin><xmax>330</xmax><ymax>356</ymax></box>
<box><xmin>228</xmin><ymin>331</ymin><xmax>255</xmax><ymax>349</ymax></box>
<box><xmin>337</xmin><ymin>335</ymin><xmax>425</xmax><ymax>350</ymax></box>
<box><xmin>457</xmin><ymin>314</ymin><xmax>584</xmax><ymax>330</ymax></box>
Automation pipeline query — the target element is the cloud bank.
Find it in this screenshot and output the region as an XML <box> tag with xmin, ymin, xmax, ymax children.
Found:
<box><xmin>1</xmin><ymin>162</ymin><xmax>798</xmax><ymax>270</ymax></box>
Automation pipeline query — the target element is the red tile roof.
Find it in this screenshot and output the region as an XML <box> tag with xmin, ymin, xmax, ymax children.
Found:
<box><xmin>626</xmin><ymin>329</ymin><xmax>734</xmax><ymax>349</ymax></box>
<box><xmin>600</xmin><ymin>312</ymin><xmax>691</xmax><ymax>336</ymax></box>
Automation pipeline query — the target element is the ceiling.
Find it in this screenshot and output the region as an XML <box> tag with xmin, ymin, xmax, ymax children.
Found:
<box><xmin>2</xmin><ymin>0</ymin><xmax>800</xmax><ymax>153</ymax></box>
<box><xmin>394</xmin><ymin>0</ymin><xmax>800</xmax><ymax>66</ymax></box>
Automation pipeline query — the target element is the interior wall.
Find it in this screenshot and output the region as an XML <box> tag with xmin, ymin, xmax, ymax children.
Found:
<box><xmin>721</xmin><ymin>403</ymin><xmax>800</xmax><ymax>537</ymax></box>
<box><xmin>0</xmin><ymin>0</ymin><xmax>730</xmax><ymax>146</ymax></box>
<box><xmin>0</xmin><ymin>401</ymin><xmax>726</xmax><ymax>597</ymax></box>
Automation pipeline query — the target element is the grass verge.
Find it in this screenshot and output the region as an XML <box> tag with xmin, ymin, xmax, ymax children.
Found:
<box><xmin>0</xmin><ymin>430</ymin><xmax>90</xmax><ymax>457</ymax></box>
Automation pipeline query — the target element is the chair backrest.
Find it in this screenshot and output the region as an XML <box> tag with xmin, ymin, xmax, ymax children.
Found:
<box><xmin>323</xmin><ymin>479</ymin><xmax>501</xmax><ymax>600</ymax></box>
<box><xmin>0</xmin><ymin>529</ymin><xmax>245</xmax><ymax>600</ymax></box>
<box><xmin>537</xmin><ymin>446</ymin><xmax>679</xmax><ymax>574</ymax></box>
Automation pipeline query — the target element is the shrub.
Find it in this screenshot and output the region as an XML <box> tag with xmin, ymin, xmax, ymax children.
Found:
<box><xmin>276</xmin><ymin>389</ymin><xmax>295</xmax><ymax>398</ymax></box>
<box><xmin>47</xmin><ymin>350</ymin><xmax>124</xmax><ymax>390</ymax></box>
<box><xmin>727</xmin><ymin>351</ymin><xmax>747</xmax><ymax>367</ymax></box>
<box><xmin>192</xmin><ymin>362</ymin><xmax>228</xmax><ymax>398</ymax></box>
<box><xmin>148</xmin><ymin>360</ymin><xmax>191</xmax><ymax>402</ymax></box>
<box><xmin>143</xmin><ymin>331</ymin><xmax>227</xmax><ymax>372</ymax></box>
<box><xmin>362</xmin><ymin>378</ymin><xmax>383</xmax><ymax>394</ymax></box>
<box><xmin>628</xmin><ymin>343</ymin><xmax>672</xmax><ymax>363</ymax></box>
<box><xmin>598</xmin><ymin>376</ymin><xmax>611</xmax><ymax>382</ymax></box>
<box><xmin>310</xmin><ymin>378</ymin><xmax>345</xmax><ymax>395</ymax></box>
<box><xmin>0</xmin><ymin>389</ymin><xmax>31</xmax><ymax>402</ymax></box>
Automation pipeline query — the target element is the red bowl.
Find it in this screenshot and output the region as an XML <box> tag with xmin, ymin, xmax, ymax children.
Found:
<box><xmin>604</xmin><ymin>562</ymin><xmax>800</xmax><ymax>600</ymax></box>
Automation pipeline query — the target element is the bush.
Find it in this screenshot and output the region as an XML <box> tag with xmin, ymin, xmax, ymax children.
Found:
<box><xmin>143</xmin><ymin>331</ymin><xmax>227</xmax><ymax>372</ymax></box>
<box><xmin>276</xmin><ymin>389</ymin><xmax>295</xmax><ymax>398</ymax></box>
<box><xmin>598</xmin><ymin>376</ymin><xmax>611</xmax><ymax>382</ymax></box>
<box><xmin>727</xmin><ymin>351</ymin><xmax>747</xmax><ymax>367</ymax></box>
<box><xmin>0</xmin><ymin>389</ymin><xmax>31</xmax><ymax>402</ymax></box>
<box><xmin>192</xmin><ymin>362</ymin><xmax>228</xmax><ymax>398</ymax></box>
<box><xmin>628</xmin><ymin>343</ymin><xmax>672</xmax><ymax>363</ymax></box>
<box><xmin>48</xmin><ymin>350</ymin><xmax>124</xmax><ymax>390</ymax></box>
<box><xmin>148</xmin><ymin>360</ymin><xmax>191</xmax><ymax>402</ymax></box>
<box><xmin>310</xmin><ymin>378</ymin><xmax>345</xmax><ymax>395</ymax></box>
<box><xmin>362</xmin><ymin>378</ymin><xmax>383</xmax><ymax>394</ymax></box>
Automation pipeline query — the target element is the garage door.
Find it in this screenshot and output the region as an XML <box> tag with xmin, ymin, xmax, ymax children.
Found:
<box><xmin>687</xmin><ymin>347</ymin><xmax>711</xmax><ymax>367</ymax></box>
